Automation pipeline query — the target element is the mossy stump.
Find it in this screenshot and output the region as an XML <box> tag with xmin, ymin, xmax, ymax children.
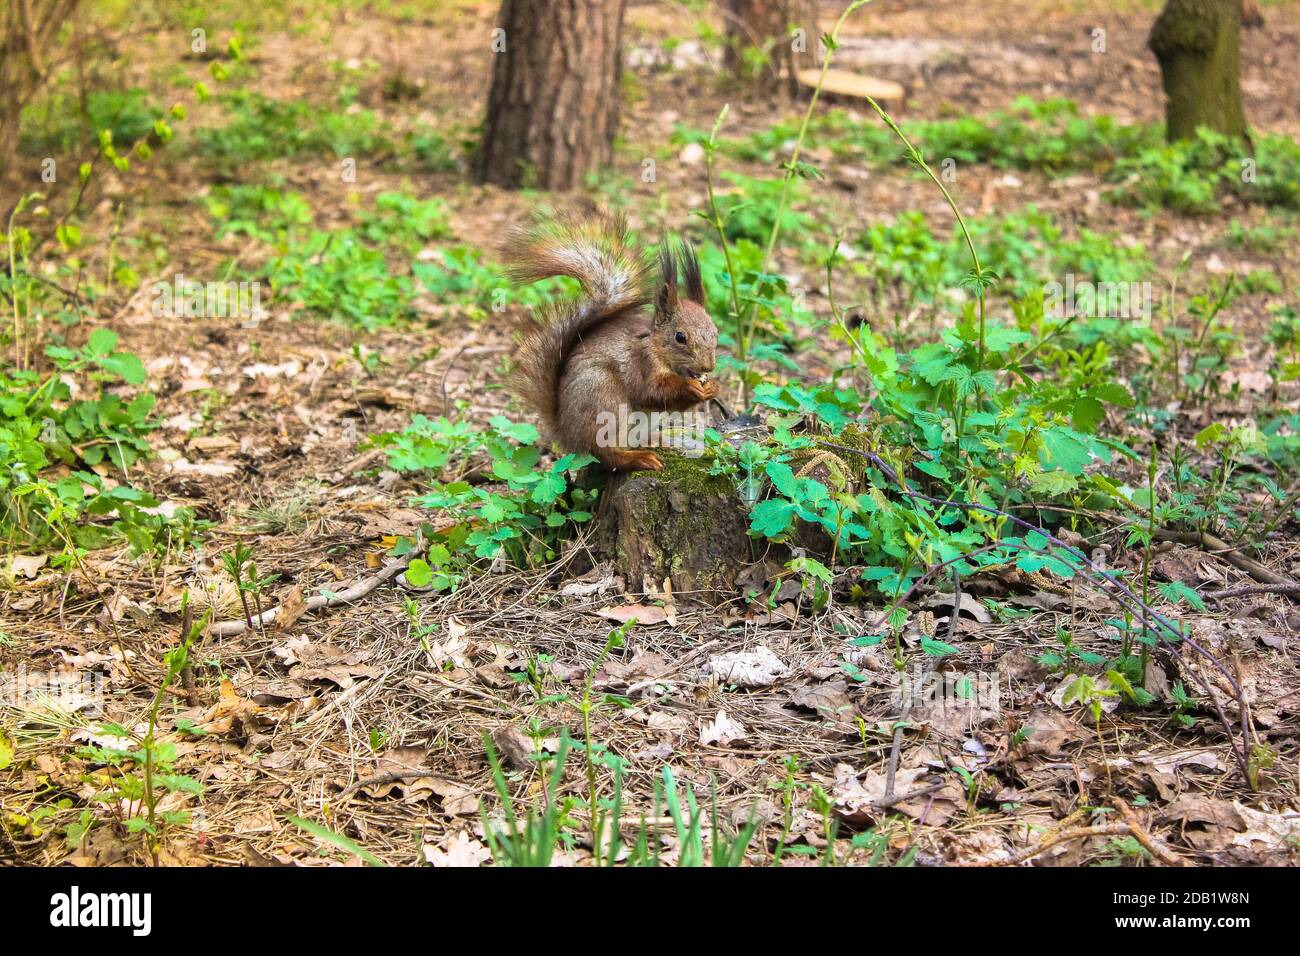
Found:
<box><xmin>606</xmin><ymin>453</ymin><xmax>753</xmax><ymax>601</ymax></box>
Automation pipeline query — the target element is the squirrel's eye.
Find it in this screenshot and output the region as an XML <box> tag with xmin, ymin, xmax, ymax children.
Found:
<box><xmin>675</xmin><ymin>331</ymin><xmax>687</xmax><ymax>345</ymax></box>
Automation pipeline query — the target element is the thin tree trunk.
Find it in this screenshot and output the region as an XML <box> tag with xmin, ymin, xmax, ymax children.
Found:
<box><xmin>1148</xmin><ymin>0</ymin><xmax>1248</xmax><ymax>142</ymax></box>
<box><xmin>473</xmin><ymin>0</ymin><xmax>626</xmax><ymax>191</ymax></box>
<box><xmin>721</xmin><ymin>0</ymin><xmax>818</xmax><ymax>98</ymax></box>
<box><xmin>1</xmin><ymin>0</ymin><xmax>82</xmax><ymax>191</ymax></box>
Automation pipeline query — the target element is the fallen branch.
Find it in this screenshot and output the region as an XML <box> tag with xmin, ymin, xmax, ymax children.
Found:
<box><xmin>1111</xmin><ymin>796</ymin><xmax>1189</xmax><ymax>867</ymax></box>
<box><xmin>209</xmin><ymin>558</ymin><xmax>411</xmax><ymax>638</ymax></box>
<box><xmin>962</xmin><ymin>802</ymin><xmax>1187</xmax><ymax>867</ymax></box>
<box><xmin>958</xmin><ymin>824</ymin><xmax>1132</xmax><ymax>867</ymax></box>
<box><xmin>872</xmin><ymin>781</ymin><xmax>944</xmax><ymax>811</ymax></box>
<box><xmin>1202</xmin><ymin>583</ymin><xmax>1300</xmax><ymax>602</ymax></box>
<box><xmin>1156</xmin><ymin>529</ymin><xmax>1300</xmax><ymax>602</ymax></box>
<box><xmin>335</xmin><ymin>770</ymin><xmax>433</xmax><ymax>802</ymax></box>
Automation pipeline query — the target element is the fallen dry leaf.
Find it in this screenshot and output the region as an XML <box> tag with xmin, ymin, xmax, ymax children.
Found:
<box><xmin>1229</xmin><ymin>804</ymin><xmax>1300</xmax><ymax>848</ymax></box>
<box><xmin>1019</xmin><ymin>707</ymin><xmax>1085</xmax><ymax>756</ymax></box>
<box><xmin>787</xmin><ymin>680</ymin><xmax>856</xmax><ymax>728</ymax></box>
<box><xmin>642</xmin><ymin>710</ymin><xmax>691</xmax><ymax>736</ymax></box>
<box><xmin>490</xmin><ymin>725</ymin><xmax>535</xmax><ymax>770</ymax></box>
<box><xmin>167</xmin><ymin>458</ymin><xmax>240</xmax><ymax>478</ymax></box>
<box><xmin>427</xmin><ymin>616</ymin><xmax>473</xmax><ymax>669</ymax></box>
<box><xmin>1138</xmin><ymin>749</ymin><xmax>1225</xmax><ymax>775</ymax></box>
<box><xmin>598</xmin><ymin>651</ymin><xmax>671</xmax><ymax>686</ymax></box>
<box><xmin>596</xmin><ymin>603</ymin><xmax>668</xmax><ymax>625</ymax></box>
<box><xmin>830</xmin><ymin>762</ymin><xmax>924</xmax><ymax>823</ymax></box>
<box><xmin>3</xmin><ymin>553</ymin><xmax>47</xmax><ymax>579</ymax></box>
<box><xmin>424</xmin><ymin>831</ymin><xmax>491</xmax><ymax>867</ymax></box>
<box><xmin>559</xmin><ymin>568</ymin><xmax>621</xmax><ymax>598</ymax></box>
<box><xmin>272</xmin><ymin>586</ymin><xmax>308</xmax><ymax>630</ymax></box>
<box><xmin>926</xmin><ymin>591</ymin><xmax>992</xmax><ymax>624</ymax></box>
<box><xmin>706</xmin><ymin>646</ymin><xmax>790</xmax><ymax>688</ymax></box>
<box><xmin>699</xmin><ymin>709</ymin><xmax>747</xmax><ymax>746</ymax></box>
<box><xmin>288</xmin><ymin>648</ymin><xmax>380</xmax><ymax>689</ymax></box>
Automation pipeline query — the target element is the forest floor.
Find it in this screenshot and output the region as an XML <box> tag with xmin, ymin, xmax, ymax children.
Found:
<box><xmin>2</xmin><ymin>0</ymin><xmax>1300</xmax><ymax>867</ymax></box>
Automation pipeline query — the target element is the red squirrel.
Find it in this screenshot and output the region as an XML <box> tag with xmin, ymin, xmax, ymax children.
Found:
<box><xmin>505</xmin><ymin>214</ymin><xmax>719</xmax><ymax>471</ymax></box>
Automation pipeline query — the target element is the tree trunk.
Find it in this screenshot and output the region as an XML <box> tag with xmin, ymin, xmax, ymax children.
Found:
<box><xmin>472</xmin><ymin>0</ymin><xmax>626</xmax><ymax>191</ymax></box>
<box><xmin>0</xmin><ymin>0</ymin><xmax>81</xmax><ymax>194</ymax></box>
<box><xmin>722</xmin><ymin>0</ymin><xmax>818</xmax><ymax>98</ymax></box>
<box><xmin>1148</xmin><ymin>0</ymin><xmax>1248</xmax><ymax>142</ymax></box>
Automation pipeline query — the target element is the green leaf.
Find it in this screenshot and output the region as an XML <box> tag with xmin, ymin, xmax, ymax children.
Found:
<box><xmin>919</xmin><ymin>637</ymin><xmax>959</xmax><ymax>657</ymax></box>
<box><xmin>489</xmin><ymin>415</ymin><xmax>538</xmax><ymax>445</ymax></box>
<box><xmin>1039</xmin><ymin>428</ymin><xmax>1091</xmax><ymax>475</ymax></box>
<box><xmin>530</xmin><ymin>470</ymin><xmax>566</xmax><ymax>504</ymax></box>
<box><xmin>405</xmin><ymin>559</ymin><xmax>432</xmax><ymax>588</ymax></box>
<box><xmin>96</xmin><ymin>351</ymin><xmax>147</xmax><ymax>385</ymax></box>
<box><xmin>85</xmin><ymin>328</ymin><xmax>119</xmax><ymax>356</ymax></box>
<box><xmin>1158</xmin><ymin>580</ymin><xmax>1206</xmax><ymax>611</ymax></box>
<box><xmin>765</xmin><ymin>460</ymin><xmax>796</xmax><ymax>497</ymax></box>
<box><xmin>1091</xmin><ymin>382</ymin><xmax>1134</xmax><ymax>407</ymax></box>
<box><xmin>913</xmin><ymin>458</ymin><xmax>950</xmax><ymax>480</ymax></box>
<box><xmin>284</xmin><ymin>814</ymin><xmax>386</xmax><ymax>866</ymax></box>
<box><xmin>850</xmin><ymin>634</ymin><xmax>885</xmax><ymax>647</ymax></box>
<box><xmin>1071</xmin><ymin>396</ymin><xmax>1106</xmax><ymax>432</ymax></box>
<box><xmin>750</xmin><ymin>498</ymin><xmax>796</xmax><ymax>538</ymax></box>
<box><xmin>983</xmin><ymin>325</ymin><xmax>1032</xmax><ymax>353</ymax></box>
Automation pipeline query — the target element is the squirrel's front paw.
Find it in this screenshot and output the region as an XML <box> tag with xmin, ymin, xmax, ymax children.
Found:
<box><xmin>687</xmin><ymin>377</ymin><xmax>720</xmax><ymax>402</ymax></box>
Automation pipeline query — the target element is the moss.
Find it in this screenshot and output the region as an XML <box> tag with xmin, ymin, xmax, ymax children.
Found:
<box><xmin>1149</xmin><ymin>0</ymin><xmax>1220</xmax><ymax>55</ymax></box>
<box><xmin>653</xmin><ymin>450</ymin><xmax>734</xmax><ymax>496</ymax></box>
<box><xmin>612</xmin><ymin>450</ymin><xmax>752</xmax><ymax>594</ymax></box>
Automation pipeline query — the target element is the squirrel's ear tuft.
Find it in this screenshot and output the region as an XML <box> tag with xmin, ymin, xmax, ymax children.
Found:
<box><xmin>654</xmin><ymin>245</ymin><xmax>678</xmax><ymax>326</ymax></box>
<box><xmin>680</xmin><ymin>241</ymin><xmax>704</xmax><ymax>305</ymax></box>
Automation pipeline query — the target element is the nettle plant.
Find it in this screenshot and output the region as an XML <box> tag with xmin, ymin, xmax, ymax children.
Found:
<box><xmin>0</xmin><ymin>327</ymin><xmax>196</xmax><ymax>559</ymax></box>
<box><xmin>686</xmin><ymin>6</ymin><xmax>1233</xmax><ymax>722</ymax></box>
<box><xmin>691</xmin><ymin>20</ymin><xmax>1135</xmax><ymax>600</ymax></box>
<box><xmin>257</xmin><ymin>192</ymin><xmax>568</xmax><ymax>330</ymax></box>
<box><xmin>74</xmin><ymin>598</ymin><xmax>208</xmax><ymax>858</ymax></box>
<box><xmin>2</xmin><ymin>41</ymin><xmax>229</xmax><ymax>562</ymax></box>
<box><xmin>381</xmin><ymin>414</ymin><xmax>597</xmax><ymax>591</ymax></box>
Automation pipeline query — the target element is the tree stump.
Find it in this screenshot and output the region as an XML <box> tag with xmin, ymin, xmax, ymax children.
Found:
<box><xmin>606</xmin><ymin>454</ymin><xmax>754</xmax><ymax>600</ymax></box>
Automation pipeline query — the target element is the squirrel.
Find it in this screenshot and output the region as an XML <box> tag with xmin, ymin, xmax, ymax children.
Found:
<box><xmin>504</xmin><ymin>214</ymin><xmax>719</xmax><ymax>472</ymax></box>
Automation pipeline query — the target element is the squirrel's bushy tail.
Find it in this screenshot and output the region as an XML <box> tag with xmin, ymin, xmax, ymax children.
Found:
<box><xmin>503</xmin><ymin>214</ymin><xmax>651</xmax><ymax>437</ymax></box>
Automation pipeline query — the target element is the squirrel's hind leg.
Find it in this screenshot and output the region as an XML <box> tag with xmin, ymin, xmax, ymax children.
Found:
<box><xmin>557</xmin><ymin>359</ymin><xmax>665</xmax><ymax>471</ymax></box>
<box><xmin>598</xmin><ymin>449</ymin><xmax>664</xmax><ymax>472</ymax></box>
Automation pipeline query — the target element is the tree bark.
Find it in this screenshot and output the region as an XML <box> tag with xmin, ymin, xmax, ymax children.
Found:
<box><xmin>722</xmin><ymin>0</ymin><xmax>818</xmax><ymax>98</ymax></box>
<box><xmin>0</xmin><ymin>0</ymin><xmax>81</xmax><ymax>192</ymax></box>
<box><xmin>609</xmin><ymin>465</ymin><xmax>755</xmax><ymax>600</ymax></box>
<box><xmin>473</xmin><ymin>0</ymin><xmax>626</xmax><ymax>191</ymax></box>
<box><xmin>1148</xmin><ymin>0</ymin><xmax>1248</xmax><ymax>142</ymax></box>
